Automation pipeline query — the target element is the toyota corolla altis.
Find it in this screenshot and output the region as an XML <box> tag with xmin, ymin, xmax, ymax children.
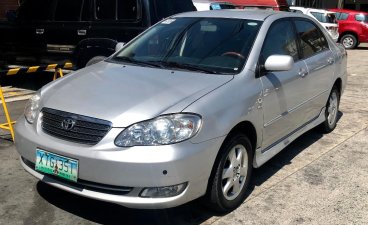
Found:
<box><xmin>15</xmin><ymin>10</ymin><xmax>347</xmax><ymax>212</ymax></box>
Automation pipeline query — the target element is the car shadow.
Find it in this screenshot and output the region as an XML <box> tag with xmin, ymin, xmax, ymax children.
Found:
<box><xmin>36</xmin><ymin>111</ymin><xmax>343</xmax><ymax>225</ymax></box>
<box><xmin>355</xmin><ymin>46</ymin><xmax>368</xmax><ymax>50</ymax></box>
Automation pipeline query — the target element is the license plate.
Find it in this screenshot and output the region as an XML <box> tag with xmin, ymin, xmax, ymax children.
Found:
<box><xmin>35</xmin><ymin>149</ymin><xmax>78</xmax><ymax>182</ymax></box>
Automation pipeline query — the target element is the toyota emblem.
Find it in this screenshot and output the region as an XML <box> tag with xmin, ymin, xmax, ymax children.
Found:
<box><xmin>61</xmin><ymin>118</ymin><xmax>76</xmax><ymax>131</ymax></box>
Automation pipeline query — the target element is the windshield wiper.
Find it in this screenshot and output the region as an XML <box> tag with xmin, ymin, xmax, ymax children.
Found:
<box><xmin>160</xmin><ymin>61</ymin><xmax>218</xmax><ymax>74</ymax></box>
<box><xmin>114</xmin><ymin>57</ymin><xmax>163</xmax><ymax>68</ymax></box>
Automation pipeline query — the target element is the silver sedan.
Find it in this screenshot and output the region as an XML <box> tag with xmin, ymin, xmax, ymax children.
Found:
<box><xmin>15</xmin><ymin>10</ymin><xmax>347</xmax><ymax>212</ymax></box>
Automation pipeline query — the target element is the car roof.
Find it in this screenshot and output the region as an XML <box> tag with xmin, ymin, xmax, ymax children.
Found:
<box><xmin>290</xmin><ymin>7</ymin><xmax>335</xmax><ymax>14</ymax></box>
<box><xmin>173</xmin><ymin>9</ymin><xmax>291</xmax><ymax>21</ymax></box>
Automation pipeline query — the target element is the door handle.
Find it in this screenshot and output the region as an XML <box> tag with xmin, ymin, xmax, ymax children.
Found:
<box><xmin>77</xmin><ymin>30</ymin><xmax>87</xmax><ymax>36</ymax></box>
<box><xmin>327</xmin><ymin>57</ymin><xmax>335</xmax><ymax>64</ymax></box>
<box><xmin>36</xmin><ymin>29</ymin><xmax>44</xmax><ymax>35</ymax></box>
<box><xmin>298</xmin><ymin>69</ymin><xmax>308</xmax><ymax>78</ymax></box>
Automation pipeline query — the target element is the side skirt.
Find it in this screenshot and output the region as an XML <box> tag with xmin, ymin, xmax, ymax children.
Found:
<box><xmin>253</xmin><ymin>107</ymin><xmax>326</xmax><ymax>168</ymax></box>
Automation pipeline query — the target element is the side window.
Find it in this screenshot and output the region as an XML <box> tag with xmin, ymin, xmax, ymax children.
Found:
<box><xmin>96</xmin><ymin>0</ymin><xmax>116</xmax><ymax>20</ymax></box>
<box><xmin>355</xmin><ymin>14</ymin><xmax>365</xmax><ymax>22</ymax></box>
<box><xmin>294</xmin><ymin>20</ymin><xmax>329</xmax><ymax>59</ymax></box>
<box><xmin>260</xmin><ymin>20</ymin><xmax>298</xmax><ymax>63</ymax></box>
<box><xmin>54</xmin><ymin>0</ymin><xmax>83</xmax><ymax>21</ymax></box>
<box><xmin>339</xmin><ymin>13</ymin><xmax>349</xmax><ymax>20</ymax></box>
<box><xmin>117</xmin><ymin>0</ymin><xmax>139</xmax><ymax>20</ymax></box>
<box><xmin>310</xmin><ymin>12</ymin><xmax>323</xmax><ymax>22</ymax></box>
<box><xmin>17</xmin><ymin>0</ymin><xmax>55</xmax><ymax>21</ymax></box>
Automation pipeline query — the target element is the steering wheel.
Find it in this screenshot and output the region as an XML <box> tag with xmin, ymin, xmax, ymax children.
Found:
<box><xmin>221</xmin><ymin>52</ymin><xmax>245</xmax><ymax>60</ymax></box>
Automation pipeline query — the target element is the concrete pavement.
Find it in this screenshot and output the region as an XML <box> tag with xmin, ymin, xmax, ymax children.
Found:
<box><xmin>0</xmin><ymin>45</ymin><xmax>367</xmax><ymax>225</ymax></box>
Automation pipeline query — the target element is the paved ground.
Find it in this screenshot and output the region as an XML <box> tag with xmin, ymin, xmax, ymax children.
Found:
<box><xmin>1</xmin><ymin>45</ymin><xmax>368</xmax><ymax>225</ymax></box>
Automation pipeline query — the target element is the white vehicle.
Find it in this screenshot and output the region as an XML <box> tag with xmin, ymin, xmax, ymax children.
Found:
<box><xmin>290</xmin><ymin>7</ymin><xmax>339</xmax><ymax>42</ymax></box>
<box><xmin>193</xmin><ymin>0</ymin><xmax>235</xmax><ymax>11</ymax></box>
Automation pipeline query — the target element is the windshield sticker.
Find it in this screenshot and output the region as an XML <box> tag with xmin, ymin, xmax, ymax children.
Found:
<box><xmin>248</xmin><ymin>22</ymin><xmax>258</xmax><ymax>26</ymax></box>
<box><xmin>162</xmin><ymin>19</ymin><xmax>176</xmax><ymax>24</ymax></box>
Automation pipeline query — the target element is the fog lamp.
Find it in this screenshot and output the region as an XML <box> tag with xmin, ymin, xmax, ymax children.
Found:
<box><xmin>140</xmin><ymin>183</ymin><xmax>187</xmax><ymax>198</ymax></box>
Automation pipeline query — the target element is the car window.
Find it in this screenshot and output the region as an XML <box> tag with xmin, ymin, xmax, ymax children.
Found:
<box><xmin>113</xmin><ymin>18</ymin><xmax>262</xmax><ymax>74</ymax></box>
<box><xmin>294</xmin><ymin>20</ymin><xmax>329</xmax><ymax>59</ymax></box>
<box><xmin>17</xmin><ymin>0</ymin><xmax>55</xmax><ymax>21</ymax></box>
<box><xmin>54</xmin><ymin>0</ymin><xmax>83</xmax><ymax>21</ymax></box>
<box><xmin>117</xmin><ymin>0</ymin><xmax>139</xmax><ymax>20</ymax></box>
<box><xmin>260</xmin><ymin>20</ymin><xmax>299</xmax><ymax>63</ymax></box>
<box><xmin>96</xmin><ymin>0</ymin><xmax>116</xmax><ymax>20</ymax></box>
<box><xmin>310</xmin><ymin>12</ymin><xmax>337</xmax><ymax>24</ymax></box>
<box><xmin>355</xmin><ymin>14</ymin><xmax>368</xmax><ymax>22</ymax></box>
<box><xmin>338</xmin><ymin>13</ymin><xmax>349</xmax><ymax>20</ymax></box>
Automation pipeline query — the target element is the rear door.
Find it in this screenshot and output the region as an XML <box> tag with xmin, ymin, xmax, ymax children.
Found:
<box><xmin>259</xmin><ymin>19</ymin><xmax>309</xmax><ymax>149</ymax></box>
<box><xmin>43</xmin><ymin>0</ymin><xmax>91</xmax><ymax>64</ymax></box>
<box><xmin>293</xmin><ymin>19</ymin><xmax>335</xmax><ymax>121</ymax></box>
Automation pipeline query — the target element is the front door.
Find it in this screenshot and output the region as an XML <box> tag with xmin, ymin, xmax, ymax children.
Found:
<box><xmin>259</xmin><ymin>19</ymin><xmax>310</xmax><ymax>149</ymax></box>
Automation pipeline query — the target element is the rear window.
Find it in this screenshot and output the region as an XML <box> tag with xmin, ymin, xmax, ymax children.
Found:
<box><xmin>95</xmin><ymin>0</ymin><xmax>139</xmax><ymax>21</ymax></box>
<box><xmin>310</xmin><ymin>12</ymin><xmax>337</xmax><ymax>24</ymax></box>
<box><xmin>54</xmin><ymin>0</ymin><xmax>83</xmax><ymax>21</ymax></box>
<box><xmin>355</xmin><ymin>14</ymin><xmax>368</xmax><ymax>22</ymax></box>
<box><xmin>17</xmin><ymin>0</ymin><xmax>54</xmax><ymax>21</ymax></box>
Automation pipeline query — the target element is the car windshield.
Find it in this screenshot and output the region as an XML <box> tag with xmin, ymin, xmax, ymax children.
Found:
<box><xmin>310</xmin><ymin>12</ymin><xmax>337</xmax><ymax>24</ymax></box>
<box><xmin>111</xmin><ymin>17</ymin><xmax>262</xmax><ymax>74</ymax></box>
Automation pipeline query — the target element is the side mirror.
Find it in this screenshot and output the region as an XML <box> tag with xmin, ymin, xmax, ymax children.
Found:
<box><xmin>6</xmin><ymin>10</ymin><xmax>17</xmax><ymax>22</ymax></box>
<box><xmin>115</xmin><ymin>42</ymin><xmax>125</xmax><ymax>52</ymax></box>
<box><xmin>264</xmin><ymin>55</ymin><xmax>294</xmax><ymax>71</ymax></box>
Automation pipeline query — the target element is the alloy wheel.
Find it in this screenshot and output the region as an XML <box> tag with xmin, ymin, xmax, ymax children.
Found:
<box><xmin>221</xmin><ymin>144</ymin><xmax>248</xmax><ymax>201</ymax></box>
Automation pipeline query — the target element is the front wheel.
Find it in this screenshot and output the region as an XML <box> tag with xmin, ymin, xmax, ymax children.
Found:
<box><xmin>319</xmin><ymin>88</ymin><xmax>340</xmax><ymax>133</ymax></box>
<box><xmin>206</xmin><ymin>134</ymin><xmax>253</xmax><ymax>212</ymax></box>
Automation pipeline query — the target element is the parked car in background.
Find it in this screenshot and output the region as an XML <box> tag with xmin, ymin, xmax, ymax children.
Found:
<box><xmin>290</xmin><ymin>7</ymin><xmax>339</xmax><ymax>42</ymax></box>
<box><xmin>225</xmin><ymin>0</ymin><xmax>289</xmax><ymax>11</ymax></box>
<box><xmin>15</xmin><ymin>10</ymin><xmax>346</xmax><ymax>212</ymax></box>
<box><xmin>0</xmin><ymin>0</ymin><xmax>196</xmax><ymax>69</ymax></box>
<box><xmin>193</xmin><ymin>0</ymin><xmax>236</xmax><ymax>11</ymax></box>
<box><xmin>329</xmin><ymin>8</ymin><xmax>368</xmax><ymax>49</ymax></box>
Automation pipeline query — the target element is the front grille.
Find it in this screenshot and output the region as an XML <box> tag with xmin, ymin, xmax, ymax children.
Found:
<box><xmin>41</xmin><ymin>108</ymin><xmax>112</xmax><ymax>145</ymax></box>
<box><xmin>22</xmin><ymin>157</ymin><xmax>133</xmax><ymax>195</ymax></box>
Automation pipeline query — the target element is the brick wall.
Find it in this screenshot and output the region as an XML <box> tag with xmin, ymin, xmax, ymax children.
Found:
<box><xmin>0</xmin><ymin>0</ymin><xmax>19</xmax><ymax>20</ymax></box>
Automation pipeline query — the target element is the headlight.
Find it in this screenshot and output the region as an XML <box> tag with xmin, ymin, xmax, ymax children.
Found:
<box><xmin>115</xmin><ymin>114</ymin><xmax>202</xmax><ymax>147</ymax></box>
<box><xmin>24</xmin><ymin>92</ymin><xmax>41</xmax><ymax>124</ymax></box>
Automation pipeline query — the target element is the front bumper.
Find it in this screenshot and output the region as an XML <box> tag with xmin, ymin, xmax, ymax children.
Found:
<box><xmin>15</xmin><ymin>116</ymin><xmax>224</xmax><ymax>209</ymax></box>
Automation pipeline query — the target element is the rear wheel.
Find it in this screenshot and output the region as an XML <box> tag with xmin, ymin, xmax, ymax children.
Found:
<box><xmin>340</xmin><ymin>34</ymin><xmax>358</xmax><ymax>49</ymax></box>
<box><xmin>319</xmin><ymin>88</ymin><xmax>340</xmax><ymax>133</ymax></box>
<box><xmin>206</xmin><ymin>134</ymin><xmax>253</xmax><ymax>212</ymax></box>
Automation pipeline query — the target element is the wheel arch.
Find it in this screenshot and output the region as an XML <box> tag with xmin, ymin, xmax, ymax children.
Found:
<box><xmin>339</xmin><ymin>31</ymin><xmax>358</xmax><ymax>42</ymax></box>
<box><xmin>333</xmin><ymin>78</ymin><xmax>342</xmax><ymax>95</ymax></box>
<box><xmin>205</xmin><ymin>120</ymin><xmax>258</xmax><ymax>190</ymax></box>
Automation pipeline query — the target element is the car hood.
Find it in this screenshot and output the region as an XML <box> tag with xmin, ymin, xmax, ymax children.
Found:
<box><xmin>41</xmin><ymin>62</ymin><xmax>233</xmax><ymax>127</ymax></box>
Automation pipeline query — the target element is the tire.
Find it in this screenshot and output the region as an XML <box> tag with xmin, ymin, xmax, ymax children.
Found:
<box><xmin>340</xmin><ymin>34</ymin><xmax>358</xmax><ymax>49</ymax></box>
<box><xmin>318</xmin><ymin>88</ymin><xmax>340</xmax><ymax>133</ymax></box>
<box><xmin>85</xmin><ymin>56</ymin><xmax>107</xmax><ymax>67</ymax></box>
<box><xmin>206</xmin><ymin>134</ymin><xmax>253</xmax><ymax>213</ymax></box>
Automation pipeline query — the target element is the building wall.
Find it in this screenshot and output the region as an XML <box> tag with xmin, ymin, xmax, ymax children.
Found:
<box><xmin>344</xmin><ymin>0</ymin><xmax>368</xmax><ymax>11</ymax></box>
<box><xmin>293</xmin><ymin>0</ymin><xmax>340</xmax><ymax>9</ymax></box>
<box><xmin>0</xmin><ymin>0</ymin><xmax>19</xmax><ymax>20</ymax></box>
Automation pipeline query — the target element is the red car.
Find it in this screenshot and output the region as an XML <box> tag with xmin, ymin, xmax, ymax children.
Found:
<box><xmin>225</xmin><ymin>0</ymin><xmax>289</xmax><ymax>11</ymax></box>
<box><xmin>329</xmin><ymin>9</ymin><xmax>368</xmax><ymax>49</ymax></box>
